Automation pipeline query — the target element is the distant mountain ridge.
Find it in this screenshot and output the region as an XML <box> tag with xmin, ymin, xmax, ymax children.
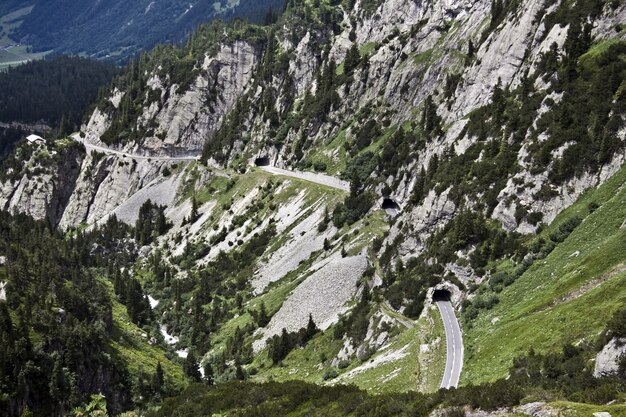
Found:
<box><xmin>4</xmin><ymin>0</ymin><xmax>284</xmax><ymax>60</ymax></box>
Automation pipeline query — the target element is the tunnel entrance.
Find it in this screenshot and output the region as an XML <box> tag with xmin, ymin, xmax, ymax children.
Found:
<box><xmin>432</xmin><ymin>289</ymin><xmax>452</xmax><ymax>302</ymax></box>
<box><xmin>254</xmin><ymin>157</ymin><xmax>271</xmax><ymax>167</ymax></box>
<box><xmin>382</xmin><ymin>198</ymin><xmax>400</xmax><ymax>211</ymax></box>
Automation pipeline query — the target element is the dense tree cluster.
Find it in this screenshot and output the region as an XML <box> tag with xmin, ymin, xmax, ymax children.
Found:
<box><xmin>0</xmin><ymin>209</ymin><xmax>188</xmax><ymax>416</ymax></box>
<box><xmin>267</xmin><ymin>315</ymin><xmax>319</xmax><ymax>364</ymax></box>
<box><xmin>0</xmin><ymin>56</ymin><xmax>117</xmax><ymax>129</ymax></box>
<box><xmin>0</xmin><ymin>212</ymin><xmax>128</xmax><ymax>416</ymax></box>
<box><xmin>134</xmin><ymin>200</ymin><xmax>171</xmax><ymax>246</ymax></box>
<box><xmin>113</xmin><ymin>269</ymin><xmax>152</xmax><ymax>326</ymax></box>
<box><xmin>0</xmin><ymin>127</ymin><xmax>27</xmax><ymax>161</ymax></box>
<box><xmin>531</xmin><ymin>41</ymin><xmax>626</xmax><ymax>183</ymax></box>
<box><xmin>150</xmin><ymin>223</ymin><xmax>277</xmax><ymax>382</ymax></box>
<box><xmin>0</xmin><ymin>56</ymin><xmax>116</xmax><ymax>157</ymax></box>
<box><xmin>150</xmin><ymin>343</ymin><xmax>626</xmax><ymax>417</ymax></box>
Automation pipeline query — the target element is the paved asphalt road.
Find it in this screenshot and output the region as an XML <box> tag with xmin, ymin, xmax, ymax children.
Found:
<box><xmin>436</xmin><ymin>300</ymin><xmax>464</xmax><ymax>389</ymax></box>
<box><xmin>259</xmin><ymin>165</ymin><xmax>350</xmax><ymax>192</ymax></box>
<box><xmin>71</xmin><ymin>135</ymin><xmax>350</xmax><ymax>192</ymax></box>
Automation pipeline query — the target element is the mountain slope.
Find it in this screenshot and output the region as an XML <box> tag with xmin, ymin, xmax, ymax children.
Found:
<box><xmin>1</xmin><ymin>0</ymin><xmax>626</xmax><ymax>414</ymax></box>
<box><xmin>3</xmin><ymin>0</ymin><xmax>284</xmax><ymax>61</ymax></box>
<box><xmin>0</xmin><ymin>211</ymin><xmax>186</xmax><ymax>416</ymax></box>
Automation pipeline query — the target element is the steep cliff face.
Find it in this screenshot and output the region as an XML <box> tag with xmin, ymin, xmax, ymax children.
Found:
<box><xmin>0</xmin><ymin>0</ymin><xmax>623</xmax><ymax>289</ymax></box>
<box><xmin>2</xmin><ymin>0</ymin><xmax>624</xmax><ymax>281</ymax></box>
<box><xmin>1</xmin><ymin>0</ymin><xmax>626</xmax><ymax>392</ymax></box>
<box><xmin>0</xmin><ymin>140</ymin><xmax>83</xmax><ymax>227</ymax></box>
<box><xmin>58</xmin><ymin>153</ymin><xmax>175</xmax><ymax>228</ymax></box>
<box><xmin>202</xmin><ymin>0</ymin><xmax>626</xmax><ymax>266</ymax></box>
<box><xmin>88</xmin><ymin>39</ymin><xmax>262</xmax><ymax>155</ymax></box>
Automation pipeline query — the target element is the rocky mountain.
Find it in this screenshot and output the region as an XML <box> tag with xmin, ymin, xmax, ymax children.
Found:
<box><xmin>3</xmin><ymin>0</ymin><xmax>284</xmax><ymax>60</ymax></box>
<box><xmin>2</xmin><ymin>0</ymin><xmax>626</xmax><ymax>415</ymax></box>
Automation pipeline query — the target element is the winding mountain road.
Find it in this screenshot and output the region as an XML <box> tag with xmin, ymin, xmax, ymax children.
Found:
<box><xmin>71</xmin><ymin>134</ymin><xmax>201</xmax><ymax>162</ymax></box>
<box><xmin>258</xmin><ymin>165</ymin><xmax>350</xmax><ymax>192</ymax></box>
<box><xmin>436</xmin><ymin>300</ymin><xmax>464</xmax><ymax>389</ymax></box>
<box><xmin>71</xmin><ymin>135</ymin><xmax>349</xmax><ymax>191</ymax></box>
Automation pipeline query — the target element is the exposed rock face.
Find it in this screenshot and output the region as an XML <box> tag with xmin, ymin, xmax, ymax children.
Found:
<box><xmin>145</xmin><ymin>42</ymin><xmax>259</xmax><ymax>153</ymax></box>
<box><xmin>88</xmin><ymin>40</ymin><xmax>261</xmax><ymax>157</ymax></box>
<box><xmin>2</xmin><ymin>0</ymin><xmax>624</xmax><ymax>242</ymax></box>
<box><xmin>18</xmin><ymin>40</ymin><xmax>262</xmax><ymax>229</ymax></box>
<box><xmin>59</xmin><ymin>151</ymin><xmax>175</xmax><ymax>228</ymax></box>
<box><xmin>0</xmin><ymin>142</ymin><xmax>83</xmax><ymax>227</ymax></box>
<box><xmin>594</xmin><ymin>338</ymin><xmax>626</xmax><ymax>378</ymax></box>
<box><xmin>0</xmin><ymin>0</ymin><xmax>625</xmax><ymax>401</ymax></box>
<box><xmin>252</xmin><ymin>202</ymin><xmax>336</xmax><ymax>293</ymax></box>
<box><xmin>430</xmin><ymin>402</ymin><xmax>558</xmax><ymax>417</ymax></box>
<box><xmin>333</xmin><ymin>309</ymin><xmax>402</xmax><ymax>366</ymax></box>
<box><xmin>427</xmin><ymin>282</ymin><xmax>465</xmax><ymax>309</ymax></box>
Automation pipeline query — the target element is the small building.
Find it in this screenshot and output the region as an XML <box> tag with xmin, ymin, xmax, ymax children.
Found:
<box><xmin>26</xmin><ymin>134</ymin><xmax>45</xmax><ymax>144</ymax></box>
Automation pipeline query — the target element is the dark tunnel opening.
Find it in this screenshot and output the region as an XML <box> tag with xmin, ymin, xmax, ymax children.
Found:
<box><xmin>382</xmin><ymin>198</ymin><xmax>400</xmax><ymax>210</ymax></box>
<box><xmin>254</xmin><ymin>157</ymin><xmax>271</xmax><ymax>167</ymax></box>
<box><xmin>432</xmin><ymin>289</ymin><xmax>452</xmax><ymax>302</ymax></box>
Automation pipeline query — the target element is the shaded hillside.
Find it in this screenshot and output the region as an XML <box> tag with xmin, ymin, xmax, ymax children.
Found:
<box><xmin>0</xmin><ymin>56</ymin><xmax>117</xmax><ymax>160</ymax></box>
<box><xmin>0</xmin><ymin>56</ymin><xmax>117</xmax><ymax>128</ymax></box>
<box><xmin>5</xmin><ymin>0</ymin><xmax>285</xmax><ymax>61</ymax></box>
<box><xmin>0</xmin><ymin>210</ymin><xmax>186</xmax><ymax>417</ymax></box>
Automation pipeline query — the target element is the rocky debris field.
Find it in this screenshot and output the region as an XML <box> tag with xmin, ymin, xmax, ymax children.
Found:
<box><xmin>254</xmin><ymin>253</ymin><xmax>368</xmax><ymax>352</ymax></box>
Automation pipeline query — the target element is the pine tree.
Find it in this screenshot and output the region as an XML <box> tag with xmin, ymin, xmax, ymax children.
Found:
<box><xmin>490</xmin><ymin>0</ymin><xmax>504</xmax><ymax>28</ymax></box>
<box><xmin>19</xmin><ymin>408</ymin><xmax>33</xmax><ymax>417</ymax></box>
<box><xmin>491</xmin><ymin>78</ymin><xmax>506</xmax><ymax>126</ymax></box>
<box><xmin>465</xmin><ymin>39</ymin><xmax>476</xmax><ymax>66</ymax></box>
<box><xmin>411</xmin><ymin>167</ymin><xmax>426</xmax><ymax>204</ymax></box>
<box><xmin>184</xmin><ymin>352</ymin><xmax>202</xmax><ymax>382</ymax></box>
<box><xmin>203</xmin><ymin>362</ymin><xmax>214</xmax><ymax>386</ymax></box>
<box><xmin>421</xmin><ymin>95</ymin><xmax>443</xmax><ymax>137</ymax></box>
<box><xmin>49</xmin><ymin>354</ymin><xmax>69</xmax><ymax>414</ymax></box>
<box><xmin>151</xmin><ymin>362</ymin><xmax>164</xmax><ymax>395</ymax></box>
<box><xmin>235</xmin><ymin>360</ymin><xmax>245</xmax><ymax>381</ymax></box>
<box><xmin>305</xmin><ymin>314</ymin><xmax>318</xmax><ymax>341</ymax></box>
<box><xmin>344</xmin><ymin>43</ymin><xmax>361</xmax><ymax>76</ymax></box>
<box><xmin>58</xmin><ymin>114</ymin><xmax>69</xmax><ymax>136</ymax></box>
<box><xmin>258</xmin><ymin>302</ymin><xmax>269</xmax><ymax>327</ymax></box>
<box><xmin>190</xmin><ymin>195</ymin><xmax>199</xmax><ymax>223</ymax></box>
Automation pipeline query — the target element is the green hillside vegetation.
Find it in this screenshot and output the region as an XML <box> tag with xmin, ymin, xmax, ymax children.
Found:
<box><xmin>463</xmin><ymin>162</ymin><xmax>626</xmax><ymax>383</ymax></box>
<box><xmin>3</xmin><ymin>0</ymin><xmax>626</xmax><ymax>414</ymax></box>
<box><xmin>0</xmin><ymin>211</ymin><xmax>186</xmax><ymax>416</ymax></box>
<box><xmin>149</xmin><ymin>370</ymin><xmax>626</xmax><ymax>417</ymax></box>
<box><xmin>140</xmin><ymin>167</ymin><xmax>353</xmax><ymax>382</ymax></box>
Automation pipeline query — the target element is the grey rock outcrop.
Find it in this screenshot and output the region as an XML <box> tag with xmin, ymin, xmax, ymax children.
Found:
<box><xmin>594</xmin><ymin>338</ymin><xmax>626</xmax><ymax>378</ymax></box>
<box><xmin>0</xmin><ymin>142</ymin><xmax>83</xmax><ymax>227</ymax></box>
<box><xmin>253</xmin><ymin>253</ymin><xmax>368</xmax><ymax>352</ymax></box>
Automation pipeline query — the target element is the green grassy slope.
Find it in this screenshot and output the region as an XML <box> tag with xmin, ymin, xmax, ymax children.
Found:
<box><xmin>463</xmin><ymin>164</ymin><xmax>626</xmax><ymax>384</ymax></box>
<box><xmin>104</xmin><ymin>279</ymin><xmax>187</xmax><ymax>387</ymax></box>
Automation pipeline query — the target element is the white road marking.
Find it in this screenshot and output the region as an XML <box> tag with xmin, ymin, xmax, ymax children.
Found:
<box><xmin>437</xmin><ymin>300</ymin><xmax>463</xmax><ymax>389</ymax></box>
